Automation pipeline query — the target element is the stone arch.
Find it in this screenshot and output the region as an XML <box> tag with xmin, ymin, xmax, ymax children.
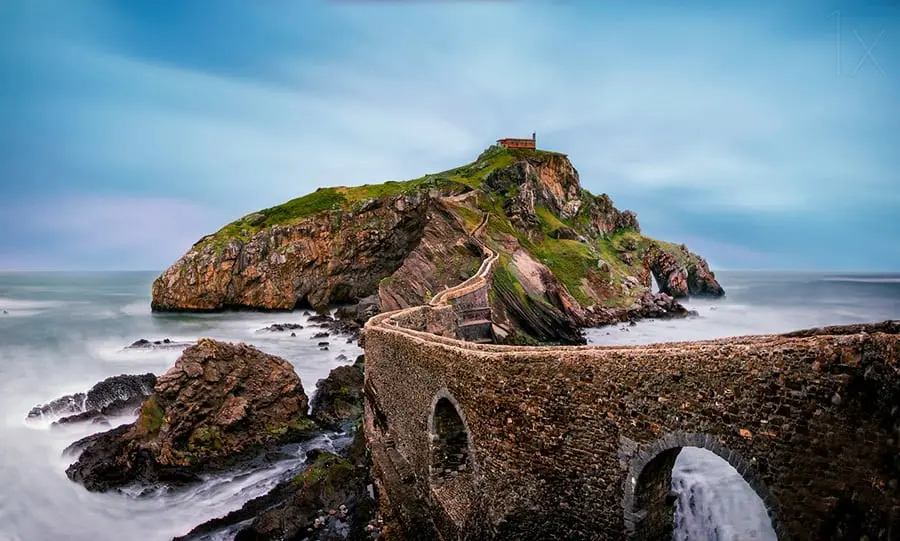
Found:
<box><xmin>428</xmin><ymin>390</ymin><xmax>476</xmax><ymax>481</ymax></box>
<box><xmin>622</xmin><ymin>432</ymin><xmax>786</xmax><ymax>541</ymax></box>
<box><xmin>427</xmin><ymin>390</ymin><xmax>478</xmax><ymax>532</ymax></box>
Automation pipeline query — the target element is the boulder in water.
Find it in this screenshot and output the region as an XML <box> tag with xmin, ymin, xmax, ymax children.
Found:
<box><xmin>65</xmin><ymin>339</ymin><xmax>317</xmax><ymax>492</ymax></box>
<box><xmin>310</xmin><ymin>355</ymin><xmax>365</xmax><ymax>429</ymax></box>
<box><xmin>335</xmin><ymin>295</ymin><xmax>381</xmax><ymax>327</ymax></box>
<box><xmin>52</xmin><ymin>410</ymin><xmax>107</xmax><ymax>428</ymax></box>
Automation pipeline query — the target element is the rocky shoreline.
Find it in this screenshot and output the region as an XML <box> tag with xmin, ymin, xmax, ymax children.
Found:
<box><xmin>44</xmin><ymin>145</ymin><xmax>731</xmax><ymax>538</ymax></box>
<box><xmin>44</xmin><ymin>295</ymin><xmax>706</xmax><ymax>539</ymax></box>
<box><xmin>36</xmin><ymin>328</ymin><xmax>373</xmax><ymax>541</ymax></box>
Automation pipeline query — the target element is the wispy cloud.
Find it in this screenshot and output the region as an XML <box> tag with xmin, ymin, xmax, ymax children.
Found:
<box><xmin>2</xmin><ymin>1</ymin><xmax>898</xmax><ymax>271</ymax></box>
<box><xmin>0</xmin><ymin>195</ymin><xmax>219</xmax><ymax>271</ymax></box>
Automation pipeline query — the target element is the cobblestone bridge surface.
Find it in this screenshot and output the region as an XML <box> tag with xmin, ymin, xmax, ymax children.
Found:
<box><xmin>362</xmin><ymin>215</ymin><xmax>900</xmax><ymax>540</ymax></box>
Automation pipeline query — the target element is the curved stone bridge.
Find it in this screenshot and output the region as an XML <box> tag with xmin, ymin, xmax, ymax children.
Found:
<box><xmin>362</xmin><ymin>220</ymin><xmax>900</xmax><ymax>540</ymax></box>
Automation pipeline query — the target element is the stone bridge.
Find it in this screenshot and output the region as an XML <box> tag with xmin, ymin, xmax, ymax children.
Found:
<box><xmin>362</xmin><ymin>217</ymin><xmax>900</xmax><ymax>540</ymax></box>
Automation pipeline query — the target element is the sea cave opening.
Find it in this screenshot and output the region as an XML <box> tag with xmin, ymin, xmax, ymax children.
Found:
<box><xmin>628</xmin><ymin>444</ymin><xmax>778</xmax><ymax>541</ymax></box>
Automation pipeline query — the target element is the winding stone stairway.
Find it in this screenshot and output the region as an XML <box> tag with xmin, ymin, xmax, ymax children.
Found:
<box><xmin>428</xmin><ymin>211</ymin><xmax>497</xmax><ymax>344</ymax></box>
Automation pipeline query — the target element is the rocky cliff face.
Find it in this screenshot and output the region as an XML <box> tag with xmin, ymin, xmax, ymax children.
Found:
<box><xmin>151</xmin><ymin>193</ymin><xmax>432</xmax><ymax>311</ymax></box>
<box><xmin>152</xmin><ymin>145</ymin><xmax>724</xmax><ymax>343</ymax></box>
<box><xmin>377</xmin><ymin>197</ymin><xmax>483</xmax><ymax>311</ymax></box>
<box><xmin>483</xmin><ymin>152</ymin><xmax>638</xmax><ymax>239</ymax></box>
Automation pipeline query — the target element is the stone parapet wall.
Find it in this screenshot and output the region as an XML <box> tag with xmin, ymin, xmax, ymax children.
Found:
<box><xmin>382</xmin><ymin>304</ymin><xmax>460</xmax><ymax>339</ymax></box>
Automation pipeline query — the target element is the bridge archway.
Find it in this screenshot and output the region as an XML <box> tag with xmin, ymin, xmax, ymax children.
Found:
<box><xmin>428</xmin><ymin>390</ymin><xmax>476</xmax><ymax>482</ymax></box>
<box><xmin>427</xmin><ymin>390</ymin><xmax>477</xmax><ymax>530</ymax></box>
<box><xmin>622</xmin><ymin>432</ymin><xmax>784</xmax><ymax>541</ymax></box>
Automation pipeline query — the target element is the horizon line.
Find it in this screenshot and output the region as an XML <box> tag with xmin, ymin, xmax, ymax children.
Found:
<box><xmin>1</xmin><ymin>268</ymin><xmax>899</xmax><ymax>275</ymax></box>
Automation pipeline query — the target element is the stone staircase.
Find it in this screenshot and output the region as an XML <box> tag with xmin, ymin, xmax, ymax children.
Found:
<box><xmin>429</xmin><ymin>210</ymin><xmax>498</xmax><ymax>344</ymax></box>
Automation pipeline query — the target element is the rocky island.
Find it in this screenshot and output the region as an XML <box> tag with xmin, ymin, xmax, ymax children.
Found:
<box><xmin>151</xmin><ymin>144</ymin><xmax>723</xmax><ymax>344</ymax></box>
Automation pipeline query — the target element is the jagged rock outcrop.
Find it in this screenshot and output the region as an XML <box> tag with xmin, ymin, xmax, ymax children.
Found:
<box><xmin>65</xmin><ymin>339</ymin><xmax>315</xmax><ymax>492</ymax></box>
<box><xmin>491</xmin><ymin>249</ymin><xmax>587</xmax><ymax>344</ymax></box>
<box><xmin>483</xmin><ymin>151</ymin><xmax>640</xmax><ymax>239</ymax></box>
<box><xmin>647</xmin><ymin>247</ymin><xmax>689</xmax><ymax>297</ymax></box>
<box><xmin>378</xmin><ymin>198</ymin><xmax>484</xmax><ymax>311</ymax></box>
<box><xmin>483</xmin><ymin>153</ymin><xmax>582</xmax><ymax>230</ymax></box>
<box><xmin>310</xmin><ymin>355</ymin><xmax>365</xmax><ymax>429</ymax></box>
<box><xmin>580</xmin><ymin>194</ymin><xmax>641</xmax><ymax>237</ymax></box>
<box><xmin>646</xmin><ymin>243</ymin><xmax>725</xmax><ymax>298</ymax></box>
<box><xmin>151</xmin><ymin>192</ymin><xmax>434</xmax><ymax>311</ymax></box>
<box><xmin>27</xmin><ymin>373</ymin><xmax>156</xmax><ymax>423</ymax></box>
<box><xmin>173</xmin><ymin>360</ymin><xmax>376</xmax><ymax>541</ymax></box>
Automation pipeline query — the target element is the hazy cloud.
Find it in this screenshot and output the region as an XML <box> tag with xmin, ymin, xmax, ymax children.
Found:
<box><xmin>2</xmin><ymin>1</ymin><xmax>898</xmax><ymax>271</ymax></box>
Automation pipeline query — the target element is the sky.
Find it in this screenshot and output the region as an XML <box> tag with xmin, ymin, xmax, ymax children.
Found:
<box><xmin>1</xmin><ymin>0</ymin><xmax>898</xmax><ymax>272</ymax></box>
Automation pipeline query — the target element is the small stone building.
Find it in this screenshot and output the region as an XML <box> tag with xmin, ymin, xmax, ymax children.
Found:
<box><xmin>496</xmin><ymin>133</ymin><xmax>536</xmax><ymax>149</ymax></box>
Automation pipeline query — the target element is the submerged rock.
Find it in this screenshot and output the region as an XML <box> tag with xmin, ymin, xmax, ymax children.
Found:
<box><xmin>52</xmin><ymin>410</ymin><xmax>110</xmax><ymax>428</ymax></box>
<box><xmin>65</xmin><ymin>339</ymin><xmax>316</xmax><ymax>492</ymax></box>
<box><xmin>627</xmin><ymin>291</ymin><xmax>695</xmax><ymax>320</ymax></box>
<box><xmin>126</xmin><ymin>338</ymin><xmax>192</xmax><ymax>350</ymax></box>
<box><xmin>27</xmin><ymin>373</ymin><xmax>157</xmax><ymax>422</ymax></box>
<box><xmin>259</xmin><ymin>323</ymin><xmax>304</xmax><ymax>332</ymax></box>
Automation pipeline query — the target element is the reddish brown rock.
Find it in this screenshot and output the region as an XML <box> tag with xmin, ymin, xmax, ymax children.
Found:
<box><xmin>646</xmin><ymin>243</ymin><xmax>724</xmax><ymax>298</ymax></box>
<box><xmin>151</xmin><ymin>193</ymin><xmax>432</xmax><ymax>311</ymax></box>
<box><xmin>378</xmin><ymin>198</ymin><xmax>484</xmax><ymax>312</ymax></box>
<box><xmin>65</xmin><ymin>339</ymin><xmax>316</xmax><ymax>492</ymax></box>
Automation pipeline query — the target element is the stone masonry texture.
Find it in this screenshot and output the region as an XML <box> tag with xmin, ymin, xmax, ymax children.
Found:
<box><xmin>363</xmin><ymin>312</ymin><xmax>900</xmax><ymax>541</ymax></box>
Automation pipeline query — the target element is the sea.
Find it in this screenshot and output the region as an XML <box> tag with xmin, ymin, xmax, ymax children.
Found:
<box><xmin>0</xmin><ymin>270</ymin><xmax>898</xmax><ymax>541</ymax></box>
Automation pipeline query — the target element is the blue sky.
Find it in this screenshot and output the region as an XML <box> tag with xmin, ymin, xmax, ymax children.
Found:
<box><xmin>1</xmin><ymin>0</ymin><xmax>898</xmax><ymax>271</ymax></box>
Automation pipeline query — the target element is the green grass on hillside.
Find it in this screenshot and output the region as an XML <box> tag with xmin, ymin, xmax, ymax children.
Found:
<box><xmin>492</xmin><ymin>254</ymin><xmax>528</xmax><ymax>303</ymax></box>
<box><xmin>263</xmin><ymin>188</ymin><xmax>347</xmax><ymax>225</ymax></box>
<box><xmin>526</xmin><ymin>238</ymin><xmax>595</xmax><ymax>306</ymax></box>
<box><xmin>338</xmin><ymin>174</ymin><xmax>463</xmax><ymax>204</ymax></box>
<box><xmin>533</xmin><ymin>205</ymin><xmax>567</xmax><ymax>236</ymax></box>
<box><xmin>446</xmin><ymin>201</ymin><xmax>485</xmax><ymax>232</ymax></box>
<box><xmin>201</xmin><ymin>175</ymin><xmax>467</xmax><ymax>250</ymax></box>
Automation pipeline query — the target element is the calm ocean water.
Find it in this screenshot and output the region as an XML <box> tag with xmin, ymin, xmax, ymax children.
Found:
<box><xmin>0</xmin><ymin>270</ymin><xmax>897</xmax><ymax>540</ymax></box>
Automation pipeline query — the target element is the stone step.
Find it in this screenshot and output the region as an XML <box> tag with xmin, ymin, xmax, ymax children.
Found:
<box><xmin>459</xmin><ymin>319</ymin><xmax>492</xmax><ymax>327</ymax></box>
